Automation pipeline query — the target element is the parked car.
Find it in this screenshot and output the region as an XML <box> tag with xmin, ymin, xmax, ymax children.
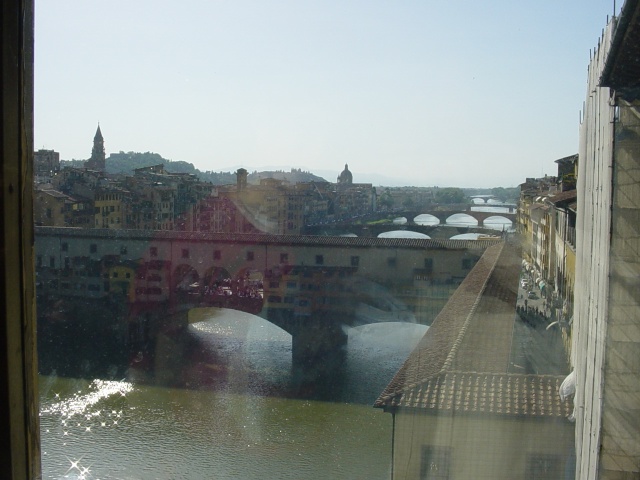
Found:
<box><xmin>527</xmin><ymin>291</ymin><xmax>538</xmax><ymax>299</ymax></box>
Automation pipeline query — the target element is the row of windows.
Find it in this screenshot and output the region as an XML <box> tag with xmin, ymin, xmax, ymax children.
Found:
<box><xmin>268</xmin><ymin>281</ymin><xmax>346</xmax><ymax>291</ymax></box>
<box><xmin>94</xmin><ymin>205</ymin><xmax>120</xmax><ymax>214</ymax></box>
<box><xmin>97</xmin><ymin>193</ymin><xmax>122</xmax><ymax>201</ymax></box>
<box><xmin>59</xmin><ymin>282</ymin><xmax>105</xmax><ymax>292</ymax></box>
<box><xmin>110</xmin><ymin>271</ymin><xmax>132</xmax><ymax>279</ymax></box>
<box><xmin>152</xmin><ymin>248</ymin><xmax>360</xmax><ymax>267</ymax></box>
<box><xmin>48</xmin><ymin>245</ymin><xmax>438</xmax><ymax>272</ymax></box>
<box><xmin>95</xmin><ymin>217</ymin><xmax>121</xmax><ymax>226</ymax></box>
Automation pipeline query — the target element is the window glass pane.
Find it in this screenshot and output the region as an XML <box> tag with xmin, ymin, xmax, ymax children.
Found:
<box><xmin>30</xmin><ymin>2</ymin><xmax>638</xmax><ymax>480</ymax></box>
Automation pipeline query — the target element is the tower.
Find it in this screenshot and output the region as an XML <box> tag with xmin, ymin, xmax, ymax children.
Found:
<box><xmin>236</xmin><ymin>168</ymin><xmax>248</xmax><ymax>192</ymax></box>
<box><xmin>85</xmin><ymin>124</ymin><xmax>106</xmax><ymax>172</ymax></box>
<box><xmin>337</xmin><ymin>164</ymin><xmax>353</xmax><ymax>185</ymax></box>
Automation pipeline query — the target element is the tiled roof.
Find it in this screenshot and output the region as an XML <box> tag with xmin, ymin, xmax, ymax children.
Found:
<box><xmin>39</xmin><ymin>189</ymin><xmax>71</xmax><ymax>200</ymax></box>
<box><xmin>377</xmin><ymin>372</ymin><xmax>572</xmax><ymax>418</ymax></box>
<box><xmin>34</xmin><ymin>226</ymin><xmax>500</xmax><ymax>251</ymax></box>
<box><xmin>374</xmin><ymin>241</ymin><xmax>572</xmax><ymax>418</ymax></box>
<box><xmin>549</xmin><ymin>189</ymin><xmax>577</xmax><ymax>204</ymax></box>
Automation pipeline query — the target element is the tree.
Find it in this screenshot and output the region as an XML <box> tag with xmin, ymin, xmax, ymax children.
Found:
<box><xmin>402</xmin><ymin>196</ymin><xmax>415</xmax><ymax>209</ymax></box>
<box><xmin>434</xmin><ymin>187</ymin><xmax>465</xmax><ymax>205</ymax></box>
<box><xmin>379</xmin><ymin>189</ymin><xmax>394</xmax><ymax>210</ymax></box>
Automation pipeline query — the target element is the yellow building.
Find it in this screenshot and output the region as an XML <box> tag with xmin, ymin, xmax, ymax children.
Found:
<box><xmin>94</xmin><ymin>189</ymin><xmax>127</xmax><ymax>229</ymax></box>
<box><xmin>34</xmin><ymin>189</ymin><xmax>70</xmax><ymax>227</ymax></box>
<box><xmin>106</xmin><ymin>263</ymin><xmax>137</xmax><ymax>301</ymax></box>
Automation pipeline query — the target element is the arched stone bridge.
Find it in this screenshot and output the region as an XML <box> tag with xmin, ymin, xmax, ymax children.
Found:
<box><xmin>35</xmin><ymin>226</ymin><xmax>500</xmax><ymax>385</ymax></box>
<box><xmin>312</xmin><ymin>207</ymin><xmax>517</xmax><ymax>230</ymax></box>
<box><xmin>379</xmin><ymin>209</ymin><xmax>517</xmax><ymax>226</ymax></box>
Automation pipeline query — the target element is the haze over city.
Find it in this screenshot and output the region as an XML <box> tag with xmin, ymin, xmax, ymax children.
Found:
<box><xmin>35</xmin><ymin>1</ymin><xmax>619</xmax><ymax>188</ymax></box>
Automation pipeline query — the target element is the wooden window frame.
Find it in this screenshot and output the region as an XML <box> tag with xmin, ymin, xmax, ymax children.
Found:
<box><xmin>1</xmin><ymin>0</ymin><xmax>40</xmax><ymax>478</ymax></box>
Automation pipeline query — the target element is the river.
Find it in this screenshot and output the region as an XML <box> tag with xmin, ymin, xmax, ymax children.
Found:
<box><xmin>39</xmin><ymin>308</ymin><xmax>428</xmax><ymax>479</ymax></box>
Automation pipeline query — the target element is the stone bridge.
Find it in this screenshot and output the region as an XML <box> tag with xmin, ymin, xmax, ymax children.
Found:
<box><xmin>35</xmin><ymin>226</ymin><xmax>500</xmax><ymax>384</ymax></box>
<box><xmin>305</xmin><ymin>223</ymin><xmax>500</xmax><ymax>239</ymax></box>
<box><xmin>310</xmin><ymin>207</ymin><xmax>516</xmax><ymax>231</ymax></box>
<box><xmin>375</xmin><ymin>208</ymin><xmax>516</xmax><ymax>226</ymax></box>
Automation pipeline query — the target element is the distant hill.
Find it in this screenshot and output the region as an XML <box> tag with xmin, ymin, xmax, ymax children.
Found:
<box><xmin>248</xmin><ymin>168</ymin><xmax>327</xmax><ymax>185</ymax></box>
<box><xmin>60</xmin><ymin>152</ymin><xmax>328</xmax><ymax>186</ymax></box>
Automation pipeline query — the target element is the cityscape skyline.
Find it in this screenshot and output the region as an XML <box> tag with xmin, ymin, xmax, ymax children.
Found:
<box><xmin>35</xmin><ymin>1</ymin><xmax>619</xmax><ymax>188</ymax></box>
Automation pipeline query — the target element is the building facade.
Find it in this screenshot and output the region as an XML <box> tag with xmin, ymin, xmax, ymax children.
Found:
<box><xmin>572</xmin><ymin>5</ymin><xmax>640</xmax><ymax>478</ymax></box>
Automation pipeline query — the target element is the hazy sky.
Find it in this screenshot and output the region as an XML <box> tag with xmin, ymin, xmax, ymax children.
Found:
<box><xmin>35</xmin><ymin>1</ymin><xmax>619</xmax><ymax>187</ymax></box>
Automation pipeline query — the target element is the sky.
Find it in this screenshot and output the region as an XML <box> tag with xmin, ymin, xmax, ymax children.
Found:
<box><xmin>34</xmin><ymin>1</ymin><xmax>620</xmax><ymax>188</ymax></box>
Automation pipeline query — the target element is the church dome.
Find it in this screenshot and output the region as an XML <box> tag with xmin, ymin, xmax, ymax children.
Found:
<box><xmin>337</xmin><ymin>164</ymin><xmax>353</xmax><ymax>184</ymax></box>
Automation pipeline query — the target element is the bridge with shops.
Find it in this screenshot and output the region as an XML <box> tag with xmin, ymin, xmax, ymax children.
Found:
<box><xmin>35</xmin><ymin>226</ymin><xmax>500</xmax><ymax>383</ymax></box>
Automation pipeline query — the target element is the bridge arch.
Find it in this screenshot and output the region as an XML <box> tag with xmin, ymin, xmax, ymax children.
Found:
<box><xmin>482</xmin><ymin>215</ymin><xmax>513</xmax><ymax>230</ymax></box>
<box><xmin>201</xmin><ymin>266</ymin><xmax>232</xmax><ymax>288</ymax></box>
<box><xmin>413</xmin><ymin>214</ymin><xmax>440</xmax><ymax>225</ymax></box>
<box><xmin>377</xmin><ymin>230</ymin><xmax>431</xmax><ymax>239</ymax></box>
<box><xmin>173</xmin><ymin>263</ymin><xmax>200</xmax><ymax>293</ymax></box>
<box><xmin>445</xmin><ymin>213</ymin><xmax>478</xmax><ymax>227</ymax></box>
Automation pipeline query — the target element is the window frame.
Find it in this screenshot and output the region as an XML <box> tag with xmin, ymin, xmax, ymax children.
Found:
<box><xmin>1</xmin><ymin>0</ymin><xmax>40</xmax><ymax>477</ymax></box>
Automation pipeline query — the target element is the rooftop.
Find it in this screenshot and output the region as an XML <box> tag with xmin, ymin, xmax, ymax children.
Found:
<box><xmin>374</xmin><ymin>241</ymin><xmax>572</xmax><ymax>418</ymax></box>
<box><xmin>601</xmin><ymin>0</ymin><xmax>640</xmax><ymax>91</ymax></box>
<box><xmin>549</xmin><ymin>189</ymin><xmax>578</xmax><ymax>205</ymax></box>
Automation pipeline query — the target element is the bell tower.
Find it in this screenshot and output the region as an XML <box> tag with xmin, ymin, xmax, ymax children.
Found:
<box><xmin>85</xmin><ymin>124</ymin><xmax>106</xmax><ymax>171</ymax></box>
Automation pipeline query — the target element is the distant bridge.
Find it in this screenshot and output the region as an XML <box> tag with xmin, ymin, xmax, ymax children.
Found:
<box><xmin>376</xmin><ymin>208</ymin><xmax>516</xmax><ymax>226</ymax></box>
<box><xmin>35</xmin><ymin>227</ymin><xmax>500</xmax><ymax>385</ymax></box>
<box><xmin>305</xmin><ymin>223</ymin><xmax>501</xmax><ymax>239</ymax></box>
<box><xmin>310</xmin><ymin>207</ymin><xmax>516</xmax><ymax>229</ymax></box>
<box><xmin>305</xmin><ymin>208</ymin><xmax>516</xmax><ymax>238</ymax></box>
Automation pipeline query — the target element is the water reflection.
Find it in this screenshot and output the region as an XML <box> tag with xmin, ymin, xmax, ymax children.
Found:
<box><xmin>413</xmin><ymin>213</ymin><xmax>440</xmax><ymax>225</ymax></box>
<box><xmin>450</xmin><ymin>233</ymin><xmax>489</xmax><ymax>240</ymax></box>
<box><xmin>483</xmin><ymin>216</ymin><xmax>513</xmax><ymax>231</ymax></box>
<box><xmin>39</xmin><ymin>308</ymin><xmax>427</xmax><ymax>479</ymax></box>
<box><xmin>445</xmin><ymin>213</ymin><xmax>478</xmax><ymax>227</ymax></box>
<box><xmin>377</xmin><ymin>230</ymin><xmax>430</xmax><ymax>239</ymax></box>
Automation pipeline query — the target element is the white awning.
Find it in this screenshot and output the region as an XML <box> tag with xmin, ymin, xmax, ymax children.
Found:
<box><xmin>559</xmin><ymin>371</ymin><xmax>575</xmax><ymax>401</ymax></box>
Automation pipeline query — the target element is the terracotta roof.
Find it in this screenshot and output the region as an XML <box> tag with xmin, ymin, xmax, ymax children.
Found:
<box><xmin>377</xmin><ymin>372</ymin><xmax>572</xmax><ymax>418</ymax></box>
<box><xmin>549</xmin><ymin>189</ymin><xmax>577</xmax><ymax>204</ymax></box>
<box><xmin>374</xmin><ymin>241</ymin><xmax>572</xmax><ymax>418</ymax></box>
<box><xmin>39</xmin><ymin>189</ymin><xmax>71</xmax><ymax>200</ymax></box>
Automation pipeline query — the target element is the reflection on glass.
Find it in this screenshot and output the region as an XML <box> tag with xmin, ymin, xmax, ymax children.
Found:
<box><xmin>31</xmin><ymin>1</ymin><xmax>639</xmax><ymax>479</ymax></box>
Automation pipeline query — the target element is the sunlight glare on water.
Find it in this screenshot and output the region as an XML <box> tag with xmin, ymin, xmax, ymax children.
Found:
<box><xmin>39</xmin><ymin>308</ymin><xmax>428</xmax><ymax>479</ymax></box>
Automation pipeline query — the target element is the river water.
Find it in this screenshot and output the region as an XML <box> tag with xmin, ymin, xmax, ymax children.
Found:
<box><xmin>39</xmin><ymin>308</ymin><xmax>428</xmax><ymax>479</ymax></box>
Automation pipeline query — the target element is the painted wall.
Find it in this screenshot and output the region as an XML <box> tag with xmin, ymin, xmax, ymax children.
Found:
<box><xmin>392</xmin><ymin>411</ymin><xmax>574</xmax><ymax>480</ymax></box>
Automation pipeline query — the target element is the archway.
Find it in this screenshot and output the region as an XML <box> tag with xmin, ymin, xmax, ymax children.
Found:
<box><xmin>173</xmin><ymin>264</ymin><xmax>199</xmax><ymax>293</ymax></box>
<box><xmin>413</xmin><ymin>213</ymin><xmax>440</xmax><ymax>226</ymax></box>
<box><xmin>445</xmin><ymin>213</ymin><xmax>478</xmax><ymax>227</ymax></box>
<box><xmin>200</xmin><ymin>266</ymin><xmax>233</xmax><ymax>296</ymax></box>
<box><xmin>202</xmin><ymin>266</ymin><xmax>231</xmax><ymax>285</ymax></box>
<box><xmin>377</xmin><ymin>230</ymin><xmax>431</xmax><ymax>239</ymax></box>
<box><xmin>482</xmin><ymin>215</ymin><xmax>513</xmax><ymax>231</ymax></box>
